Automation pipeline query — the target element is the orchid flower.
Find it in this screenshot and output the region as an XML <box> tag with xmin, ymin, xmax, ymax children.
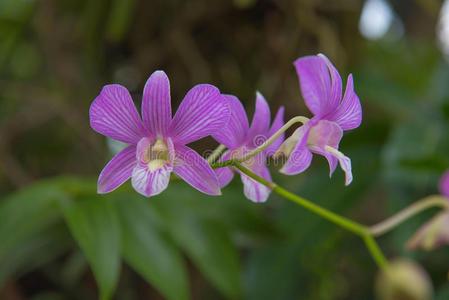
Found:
<box><xmin>213</xmin><ymin>93</ymin><xmax>284</xmax><ymax>202</ymax></box>
<box><xmin>90</xmin><ymin>70</ymin><xmax>229</xmax><ymax>197</ymax></box>
<box><xmin>277</xmin><ymin>54</ymin><xmax>362</xmax><ymax>185</ymax></box>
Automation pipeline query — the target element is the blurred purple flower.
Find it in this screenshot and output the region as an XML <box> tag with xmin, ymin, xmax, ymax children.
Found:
<box><xmin>90</xmin><ymin>70</ymin><xmax>230</xmax><ymax>197</ymax></box>
<box><xmin>277</xmin><ymin>54</ymin><xmax>362</xmax><ymax>185</ymax></box>
<box><xmin>439</xmin><ymin>170</ymin><xmax>449</xmax><ymax>198</ymax></box>
<box><xmin>213</xmin><ymin>93</ymin><xmax>284</xmax><ymax>202</ymax></box>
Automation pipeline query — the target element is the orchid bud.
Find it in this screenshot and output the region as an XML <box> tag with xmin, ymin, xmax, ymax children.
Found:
<box><xmin>406</xmin><ymin>211</ymin><xmax>449</xmax><ymax>251</ymax></box>
<box><xmin>375</xmin><ymin>259</ymin><xmax>432</xmax><ymax>300</ymax></box>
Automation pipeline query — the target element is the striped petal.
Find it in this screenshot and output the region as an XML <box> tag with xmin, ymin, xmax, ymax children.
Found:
<box><xmin>142</xmin><ymin>70</ymin><xmax>172</xmax><ymax>136</ymax></box>
<box><xmin>90</xmin><ymin>84</ymin><xmax>147</xmax><ymax>143</ymax></box>
<box><xmin>97</xmin><ymin>145</ymin><xmax>137</xmax><ymax>193</ymax></box>
<box><xmin>265</xmin><ymin>106</ymin><xmax>285</xmax><ymax>156</ymax></box>
<box><xmin>247</xmin><ymin>92</ymin><xmax>271</xmax><ymax>144</ymax></box>
<box><xmin>131</xmin><ymin>163</ymin><xmax>172</xmax><ymax>197</ymax></box>
<box><xmin>212</xmin><ymin>95</ymin><xmax>249</xmax><ymax>149</ymax></box>
<box><xmin>240</xmin><ymin>155</ymin><xmax>272</xmax><ymax>203</ymax></box>
<box><xmin>173</xmin><ymin>144</ymin><xmax>221</xmax><ymax>195</ymax></box>
<box><xmin>170</xmin><ymin>84</ymin><xmax>230</xmax><ymax>144</ymax></box>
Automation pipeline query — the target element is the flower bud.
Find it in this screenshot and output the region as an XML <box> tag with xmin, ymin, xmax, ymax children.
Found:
<box><xmin>375</xmin><ymin>259</ymin><xmax>432</xmax><ymax>300</ymax></box>
<box><xmin>406</xmin><ymin>211</ymin><xmax>449</xmax><ymax>251</ymax></box>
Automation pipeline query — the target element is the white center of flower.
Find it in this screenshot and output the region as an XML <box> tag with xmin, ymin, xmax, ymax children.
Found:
<box><xmin>143</xmin><ymin>139</ymin><xmax>170</xmax><ymax>171</ymax></box>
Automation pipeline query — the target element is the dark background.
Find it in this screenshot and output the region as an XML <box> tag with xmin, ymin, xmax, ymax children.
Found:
<box><xmin>1</xmin><ymin>0</ymin><xmax>449</xmax><ymax>299</ymax></box>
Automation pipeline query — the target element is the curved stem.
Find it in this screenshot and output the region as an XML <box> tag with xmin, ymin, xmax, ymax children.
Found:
<box><xmin>232</xmin><ymin>162</ymin><xmax>388</xmax><ymax>269</ymax></box>
<box><xmin>207</xmin><ymin>144</ymin><xmax>226</xmax><ymax>163</ymax></box>
<box><xmin>368</xmin><ymin>195</ymin><xmax>449</xmax><ymax>237</ymax></box>
<box><xmin>212</xmin><ymin>116</ymin><xmax>309</xmax><ymax>168</ymax></box>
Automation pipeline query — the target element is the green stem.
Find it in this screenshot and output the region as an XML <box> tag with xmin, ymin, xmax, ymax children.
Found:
<box><xmin>368</xmin><ymin>195</ymin><xmax>449</xmax><ymax>237</ymax></box>
<box><xmin>232</xmin><ymin>162</ymin><xmax>388</xmax><ymax>269</ymax></box>
<box><xmin>207</xmin><ymin>144</ymin><xmax>226</xmax><ymax>164</ymax></box>
<box><xmin>212</xmin><ymin>116</ymin><xmax>309</xmax><ymax>168</ymax></box>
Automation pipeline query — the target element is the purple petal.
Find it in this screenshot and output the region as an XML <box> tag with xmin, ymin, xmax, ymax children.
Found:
<box><xmin>439</xmin><ymin>171</ymin><xmax>449</xmax><ymax>198</ymax></box>
<box><xmin>318</xmin><ymin>54</ymin><xmax>342</xmax><ymax>113</ymax></box>
<box><xmin>265</xmin><ymin>106</ymin><xmax>285</xmax><ymax>156</ymax></box>
<box><xmin>90</xmin><ymin>84</ymin><xmax>147</xmax><ymax>143</ymax></box>
<box><xmin>247</xmin><ymin>92</ymin><xmax>271</xmax><ymax>146</ymax></box>
<box><xmin>308</xmin><ymin>120</ymin><xmax>343</xmax><ymax>150</ymax></box>
<box><xmin>142</xmin><ymin>71</ymin><xmax>172</xmax><ymax>136</ymax></box>
<box><xmin>324</xmin><ymin>147</ymin><xmax>353</xmax><ymax>185</ymax></box>
<box><xmin>240</xmin><ymin>156</ymin><xmax>272</xmax><ymax>203</ymax></box>
<box><xmin>214</xmin><ymin>151</ymin><xmax>234</xmax><ymax>187</ymax></box>
<box><xmin>212</xmin><ymin>95</ymin><xmax>249</xmax><ymax>149</ymax></box>
<box><xmin>279</xmin><ymin>126</ymin><xmax>313</xmax><ymax>175</ymax></box>
<box><xmin>216</xmin><ymin>167</ymin><xmax>234</xmax><ymax>187</ymax></box>
<box><xmin>98</xmin><ymin>145</ymin><xmax>137</xmax><ymax>193</ymax></box>
<box><xmin>294</xmin><ymin>56</ymin><xmax>333</xmax><ymax>117</ymax></box>
<box><xmin>327</xmin><ymin>74</ymin><xmax>362</xmax><ymax>131</ymax></box>
<box><xmin>131</xmin><ymin>163</ymin><xmax>172</xmax><ymax>197</ymax></box>
<box><xmin>173</xmin><ymin>144</ymin><xmax>221</xmax><ymax>195</ymax></box>
<box><xmin>170</xmin><ymin>84</ymin><xmax>230</xmax><ymax>144</ymax></box>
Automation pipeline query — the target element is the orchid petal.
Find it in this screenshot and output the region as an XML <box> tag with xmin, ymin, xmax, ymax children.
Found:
<box><xmin>278</xmin><ymin>126</ymin><xmax>313</xmax><ymax>175</ymax></box>
<box><xmin>90</xmin><ymin>84</ymin><xmax>147</xmax><ymax>143</ymax></box>
<box><xmin>265</xmin><ymin>106</ymin><xmax>285</xmax><ymax>156</ymax></box>
<box><xmin>98</xmin><ymin>145</ymin><xmax>137</xmax><ymax>193</ymax></box>
<box><xmin>294</xmin><ymin>56</ymin><xmax>334</xmax><ymax>117</ymax></box>
<box><xmin>214</xmin><ymin>151</ymin><xmax>234</xmax><ymax>187</ymax></box>
<box><xmin>240</xmin><ymin>157</ymin><xmax>272</xmax><ymax>203</ymax></box>
<box><xmin>170</xmin><ymin>84</ymin><xmax>230</xmax><ymax>144</ymax></box>
<box><xmin>325</xmin><ymin>146</ymin><xmax>353</xmax><ymax>186</ymax></box>
<box><xmin>131</xmin><ymin>163</ymin><xmax>172</xmax><ymax>197</ymax></box>
<box><xmin>328</xmin><ymin>74</ymin><xmax>362</xmax><ymax>130</ymax></box>
<box><xmin>318</xmin><ymin>54</ymin><xmax>342</xmax><ymax>112</ymax></box>
<box><xmin>142</xmin><ymin>70</ymin><xmax>172</xmax><ymax>136</ymax></box>
<box><xmin>173</xmin><ymin>144</ymin><xmax>221</xmax><ymax>195</ymax></box>
<box><xmin>212</xmin><ymin>95</ymin><xmax>249</xmax><ymax>149</ymax></box>
<box><xmin>248</xmin><ymin>92</ymin><xmax>271</xmax><ymax>144</ymax></box>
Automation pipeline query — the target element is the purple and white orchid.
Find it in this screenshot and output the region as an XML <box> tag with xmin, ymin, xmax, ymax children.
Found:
<box><xmin>90</xmin><ymin>70</ymin><xmax>230</xmax><ymax>197</ymax></box>
<box><xmin>277</xmin><ymin>54</ymin><xmax>362</xmax><ymax>185</ymax></box>
<box><xmin>213</xmin><ymin>93</ymin><xmax>284</xmax><ymax>203</ymax></box>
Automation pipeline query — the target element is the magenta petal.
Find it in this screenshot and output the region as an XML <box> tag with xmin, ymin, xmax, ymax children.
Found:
<box><xmin>247</xmin><ymin>92</ymin><xmax>271</xmax><ymax>145</ymax></box>
<box><xmin>294</xmin><ymin>56</ymin><xmax>333</xmax><ymax>117</ymax></box>
<box><xmin>142</xmin><ymin>71</ymin><xmax>172</xmax><ymax>136</ymax></box>
<box><xmin>212</xmin><ymin>95</ymin><xmax>249</xmax><ymax>149</ymax></box>
<box><xmin>324</xmin><ymin>148</ymin><xmax>353</xmax><ymax>185</ymax></box>
<box><xmin>265</xmin><ymin>106</ymin><xmax>285</xmax><ymax>156</ymax></box>
<box><xmin>98</xmin><ymin>145</ymin><xmax>137</xmax><ymax>193</ymax></box>
<box><xmin>439</xmin><ymin>171</ymin><xmax>449</xmax><ymax>198</ymax></box>
<box><xmin>214</xmin><ymin>151</ymin><xmax>234</xmax><ymax>187</ymax></box>
<box><xmin>170</xmin><ymin>84</ymin><xmax>230</xmax><ymax>144</ymax></box>
<box><xmin>328</xmin><ymin>74</ymin><xmax>362</xmax><ymax>131</ymax></box>
<box><xmin>173</xmin><ymin>144</ymin><xmax>221</xmax><ymax>195</ymax></box>
<box><xmin>240</xmin><ymin>158</ymin><xmax>272</xmax><ymax>203</ymax></box>
<box><xmin>308</xmin><ymin>120</ymin><xmax>343</xmax><ymax>150</ymax></box>
<box><xmin>216</xmin><ymin>167</ymin><xmax>234</xmax><ymax>187</ymax></box>
<box><xmin>131</xmin><ymin>163</ymin><xmax>172</xmax><ymax>197</ymax></box>
<box><xmin>90</xmin><ymin>84</ymin><xmax>147</xmax><ymax>143</ymax></box>
<box><xmin>318</xmin><ymin>54</ymin><xmax>342</xmax><ymax>112</ymax></box>
<box><xmin>279</xmin><ymin>126</ymin><xmax>313</xmax><ymax>175</ymax></box>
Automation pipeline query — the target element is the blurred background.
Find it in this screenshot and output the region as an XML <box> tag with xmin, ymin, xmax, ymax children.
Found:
<box><xmin>1</xmin><ymin>0</ymin><xmax>449</xmax><ymax>299</ymax></box>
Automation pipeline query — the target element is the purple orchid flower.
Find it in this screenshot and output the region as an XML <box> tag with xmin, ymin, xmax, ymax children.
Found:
<box><xmin>213</xmin><ymin>93</ymin><xmax>284</xmax><ymax>203</ymax></box>
<box><xmin>277</xmin><ymin>54</ymin><xmax>362</xmax><ymax>185</ymax></box>
<box><xmin>90</xmin><ymin>70</ymin><xmax>230</xmax><ymax>197</ymax></box>
<box><xmin>439</xmin><ymin>170</ymin><xmax>449</xmax><ymax>198</ymax></box>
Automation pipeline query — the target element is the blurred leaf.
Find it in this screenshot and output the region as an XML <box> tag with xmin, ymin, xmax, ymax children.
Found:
<box><xmin>170</xmin><ymin>215</ymin><xmax>242</xmax><ymax>299</ymax></box>
<box><xmin>61</xmin><ymin>195</ymin><xmax>121</xmax><ymax>300</ymax></box>
<box><xmin>106</xmin><ymin>0</ymin><xmax>136</xmax><ymax>42</ymax></box>
<box><xmin>114</xmin><ymin>193</ymin><xmax>190</xmax><ymax>300</ymax></box>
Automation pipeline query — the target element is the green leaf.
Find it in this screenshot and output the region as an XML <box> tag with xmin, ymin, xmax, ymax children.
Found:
<box><xmin>169</xmin><ymin>215</ymin><xmax>242</xmax><ymax>299</ymax></box>
<box><xmin>61</xmin><ymin>195</ymin><xmax>121</xmax><ymax>300</ymax></box>
<box><xmin>115</xmin><ymin>193</ymin><xmax>190</xmax><ymax>300</ymax></box>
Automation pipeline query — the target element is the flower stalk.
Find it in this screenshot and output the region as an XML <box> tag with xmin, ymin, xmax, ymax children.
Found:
<box><xmin>368</xmin><ymin>195</ymin><xmax>449</xmax><ymax>237</ymax></box>
<box><xmin>231</xmin><ymin>161</ymin><xmax>388</xmax><ymax>269</ymax></box>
